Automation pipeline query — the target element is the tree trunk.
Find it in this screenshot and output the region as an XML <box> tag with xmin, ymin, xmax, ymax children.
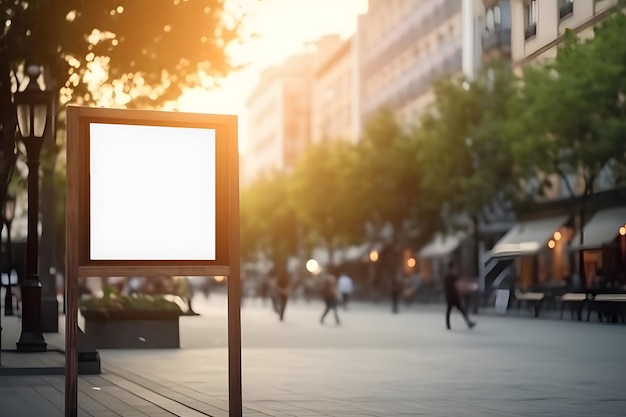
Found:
<box><xmin>577</xmin><ymin>179</ymin><xmax>594</xmax><ymax>289</ymax></box>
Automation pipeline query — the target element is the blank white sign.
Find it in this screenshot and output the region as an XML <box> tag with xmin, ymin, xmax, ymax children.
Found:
<box><xmin>89</xmin><ymin>123</ymin><xmax>216</xmax><ymax>260</ymax></box>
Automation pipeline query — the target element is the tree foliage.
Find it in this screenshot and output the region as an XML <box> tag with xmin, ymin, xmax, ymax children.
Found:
<box><xmin>0</xmin><ymin>0</ymin><xmax>247</xmax><ymax>113</ymax></box>
<box><xmin>508</xmin><ymin>12</ymin><xmax>626</xmax><ymax>197</ymax></box>
<box><xmin>289</xmin><ymin>139</ymin><xmax>365</xmax><ymax>263</ymax></box>
<box><xmin>356</xmin><ymin>108</ymin><xmax>422</xmax><ymax>244</ymax></box>
<box><xmin>240</xmin><ymin>171</ymin><xmax>298</xmax><ymax>270</ymax></box>
<box><xmin>418</xmin><ymin>62</ymin><xmax>516</xmax><ymax>230</ymax></box>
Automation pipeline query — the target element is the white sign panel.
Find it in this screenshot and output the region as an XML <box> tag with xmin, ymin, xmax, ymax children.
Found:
<box><xmin>89</xmin><ymin>123</ymin><xmax>216</xmax><ymax>261</ymax></box>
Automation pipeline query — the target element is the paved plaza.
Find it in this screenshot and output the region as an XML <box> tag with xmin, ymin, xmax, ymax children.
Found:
<box><xmin>1</xmin><ymin>293</ymin><xmax>625</xmax><ymax>416</ymax></box>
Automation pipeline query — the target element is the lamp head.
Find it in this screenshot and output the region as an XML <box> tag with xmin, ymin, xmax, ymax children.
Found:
<box><xmin>14</xmin><ymin>65</ymin><xmax>52</xmax><ymax>141</ymax></box>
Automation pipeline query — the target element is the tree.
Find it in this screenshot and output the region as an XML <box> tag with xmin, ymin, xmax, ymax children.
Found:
<box><xmin>289</xmin><ymin>139</ymin><xmax>366</xmax><ymax>266</ymax></box>
<box><xmin>356</xmin><ymin>108</ymin><xmax>422</xmax><ymax>245</ymax></box>
<box><xmin>508</xmin><ymin>12</ymin><xmax>626</xmax><ymax>286</ymax></box>
<box><xmin>240</xmin><ymin>171</ymin><xmax>298</xmax><ymax>273</ymax></box>
<box><xmin>1</xmin><ymin>0</ymin><xmax>247</xmax><ymax>111</ymax></box>
<box><xmin>417</xmin><ymin>62</ymin><xmax>517</xmax><ymax>276</ymax></box>
<box><xmin>346</xmin><ymin>108</ymin><xmax>424</xmax><ymax>289</ymax></box>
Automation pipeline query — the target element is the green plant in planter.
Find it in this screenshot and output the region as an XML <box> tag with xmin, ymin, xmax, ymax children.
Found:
<box><xmin>80</xmin><ymin>286</ymin><xmax>182</xmax><ymax>312</ymax></box>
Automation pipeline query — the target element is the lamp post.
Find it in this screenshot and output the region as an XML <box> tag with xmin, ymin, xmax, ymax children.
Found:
<box><xmin>14</xmin><ymin>65</ymin><xmax>50</xmax><ymax>352</ymax></box>
<box><xmin>3</xmin><ymin>194</ymin><xmax>15</xmax><ymax>316</ymax></box>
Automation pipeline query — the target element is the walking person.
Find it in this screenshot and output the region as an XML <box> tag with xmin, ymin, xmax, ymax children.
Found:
<box><xmin>258</xmin><ymin>273</ymin><xmax>271</xmax><ymax>306</ymax></box>
<box><xmin>320</xmin><ymin>270</ymin><xmax>340</xmax><ymax>325</ymax></box>
<box><xmin>444</xmin><ymin>260</ymin><xmax>476</xmax><ymax>330</ymax></box>
<box><xmin>337</xmin><ymin>270</ymin><xmax>354</xmax><ymax>310</ymax></box>
<box><xmin>274</xmin><ymin>269</ymin><xmax>291</xmax><ymax>321</ymax></box>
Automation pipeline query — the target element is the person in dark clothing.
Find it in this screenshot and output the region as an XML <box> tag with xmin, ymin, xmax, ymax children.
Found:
<box><xmin>320</xmin><ymin>271</ymin><xmax>340</xmax><ymax>325</ymax></box>
<box><xmin>274</xmin><ymin>269</ymin><xmax>291</xmax><ymax>321</ymax></box>
<box><xmin>444</xmin><ymin>260</ymin><xmax>476</xmax><ymax>330</ymax></box>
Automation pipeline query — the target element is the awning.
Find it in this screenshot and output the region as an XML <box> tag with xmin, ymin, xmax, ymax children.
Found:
<box><xmin>569</xmin><ymin>206</ymin><xmax>626</xmax><ymax>250</ymax></box>
<box><xmin>490</xmin><ymin>215</ymin><xmax>569</xmax><ymax>258</ymax></box>
<box><xmin>418</xmin><ymin>233</ymin><xmax>464</xmax><ymax>259</ymax></box>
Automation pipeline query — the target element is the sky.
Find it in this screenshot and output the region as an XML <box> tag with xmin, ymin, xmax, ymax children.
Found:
<box><xmin>175</xmin><ymin>0</ymin><xmax>369</xmax><ymax>153</ymax></box>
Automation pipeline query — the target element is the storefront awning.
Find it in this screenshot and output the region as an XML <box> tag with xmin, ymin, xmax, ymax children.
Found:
<box><xmin>490</xmin><ymin>215</ymin><xmax>569</xmax><ymax>259</ymax></box>
<box><xmin>418</xmin><ymin>233</ymin><xmax>464</xmax><ymax>259</ymax></box>
<box><xmin>569</xmin><ymin>206</ymin><xmax>626</xmax><ymax>251</ymax></box>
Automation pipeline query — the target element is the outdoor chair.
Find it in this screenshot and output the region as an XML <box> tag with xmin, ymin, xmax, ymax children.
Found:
<box><xmin>587</xmin><ymin>294</ymin><xmax>626</xmax><ymax>324</ymax></box>
<box><xmin>514</xmin><ymin>289</ymin><xmax>545</xmax><ymax>317</ymax></box>
<box><xmin>559</xmin><ymin>292</ymin><xmax>586</xmax><ymax>320</ymax></box>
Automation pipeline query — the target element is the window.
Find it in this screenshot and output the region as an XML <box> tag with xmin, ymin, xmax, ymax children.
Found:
<box><xmin>485</xmin><ymin>4</ymin><xmax>502</xmax><ymax>32</ymax></box>
<box><xmin>525</xmin><ymin>1</ymin><xmax>537</xmax><ymax>26</ymax></box>
<box><xmin>559</xmin><ymin>0</ymin><xmax>574</xmax><ymax>19</ymax></box>
<box><xmin>486</xmin><ymin>9</ymin><xmax>495</xmax><ymax>31</ymax></box>
<box><xmin>524</xmin><ymin>0</ymin><xmax>537</xmax><ymax>39</ymax></box>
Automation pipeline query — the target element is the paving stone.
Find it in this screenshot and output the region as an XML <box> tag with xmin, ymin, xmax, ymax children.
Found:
<box><xmin>2</xmin><ymin>296</ymin><xmax>626</xmax><ymax>416</ymax></box>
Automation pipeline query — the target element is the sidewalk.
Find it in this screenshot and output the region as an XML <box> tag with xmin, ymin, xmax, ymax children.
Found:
<box><xmin>1</xmin><ymin>296</ymin><xmax>625</xmax><ymax>417</ymax></box>
<box><xmin>1</xmin><ymin>314</ymin><xmax>224</xmax><ymax>417</ymax></box>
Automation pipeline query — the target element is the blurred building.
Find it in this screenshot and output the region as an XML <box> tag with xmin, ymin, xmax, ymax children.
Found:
<box><xmin>510</xmin><ymin>0</ymin><xmax>619</xmax><ymax>65</ymax></box>
<box><xmin>475</xmin><ymin>0</ymin><xmax>512</xmax><ymax>68</ymax></box>
<box><xmin>243</xmin><ymin>54</ymin><xmax>313</xmax><ymax>186</ymax></box>
<box><xmin>356</xmin><ymin>0</ymin><xmax>463</xmax><ymax>131</ymax></box>
<box><xmin>311</xmin><ymin>35</ymin><xmax>360</xmax><ymax>144</ymax></box>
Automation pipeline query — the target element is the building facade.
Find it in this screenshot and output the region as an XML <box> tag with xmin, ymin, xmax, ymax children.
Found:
<box><xmin>356</xmin><ymin>0</ymin><xmax>463</xmax><ymax>131</ymax></box>
<box><xmin>311</xmin><ymin>35</ymin><xmax>359</xmax><ymax>144</ymax></box>
<box><xmin>243</xmin><ymin>54</ymin><xmax>313</xmax><ymax>186</ymax></box>
<box><xmin>511</xmin><ymin>0</ymin><xmax>619</xmax><ymax>65</ymax></box>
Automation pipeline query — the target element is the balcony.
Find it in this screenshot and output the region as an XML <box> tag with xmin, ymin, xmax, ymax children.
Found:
<box><xmin>482</xmin><ymin>26</ymin><xmax>512</xmax><ymax>57</ymax></box>
<box><xmin>524</xmin><ymin>23</ymin><xmax>537</xmax><ymax>40</ymax></box>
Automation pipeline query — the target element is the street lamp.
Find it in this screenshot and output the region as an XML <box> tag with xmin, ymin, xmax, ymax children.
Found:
<box><xmin>14</xmin><ymin>65</ymin><xmax>51</xmax><ymax>352</ymax></box>
<box><xmin>3</xmin><ymin>194</ymin><xmax>15</xmax><ymax>316</ymax></box>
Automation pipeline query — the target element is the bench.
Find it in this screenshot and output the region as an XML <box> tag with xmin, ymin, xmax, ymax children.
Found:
<box><xmin>559</xmin><ymin>293</ymin><xmax>587</xmax><ymax>321</ymax></box>
<box><xmin>587</xmin><ymin>294</ymin><xmax>626</xmax><ymax>324</ymax></box>
<box><xmin>514</xmin><ymin>289</ymin><xmax>545</xmax><ymax>317</ymax></box>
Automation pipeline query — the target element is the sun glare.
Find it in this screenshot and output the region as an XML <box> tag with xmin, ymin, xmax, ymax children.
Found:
<box><xmin>177</xmin><ymin>0</ymin><xmax>369</xmax><ymax>153</ymax></box>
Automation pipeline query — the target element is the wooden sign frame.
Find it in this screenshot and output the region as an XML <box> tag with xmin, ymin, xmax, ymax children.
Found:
<box><xmin>64</xmin><ymin>106</ymin><xmax>241</xmax><ymax>417</ymax></box>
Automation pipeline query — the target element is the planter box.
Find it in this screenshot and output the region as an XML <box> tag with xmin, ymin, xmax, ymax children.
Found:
<box><xmin>82</xmin><ymin>309</ymin><xmax>182</xmax><ymax>349</ymax></box>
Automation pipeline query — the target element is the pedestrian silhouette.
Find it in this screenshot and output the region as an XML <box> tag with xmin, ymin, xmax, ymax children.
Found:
<box><xmin>444</xmin><ymin>260</ymin><xmax>476</xmax><ymax>330</ymax></box>
<box><xmin>274</xmin><ymin>268</ymin><xmax>290</xmax><ymax>321</ymax></box>
<box><xmin>337</xmin><ymin>270</ymin><xmax>354</xmax><ymax>310</ymax></box>
<box><xmin>320</xmin><ymin>270</ymin><xmax>340</xmax><ymax>325</ymax></box>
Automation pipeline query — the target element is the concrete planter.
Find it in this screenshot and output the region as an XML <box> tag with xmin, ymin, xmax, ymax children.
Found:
<box><xmin>82</xmin><ymin>309</ymin><xmax>182</xmax><ymax>349</ymax></box>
